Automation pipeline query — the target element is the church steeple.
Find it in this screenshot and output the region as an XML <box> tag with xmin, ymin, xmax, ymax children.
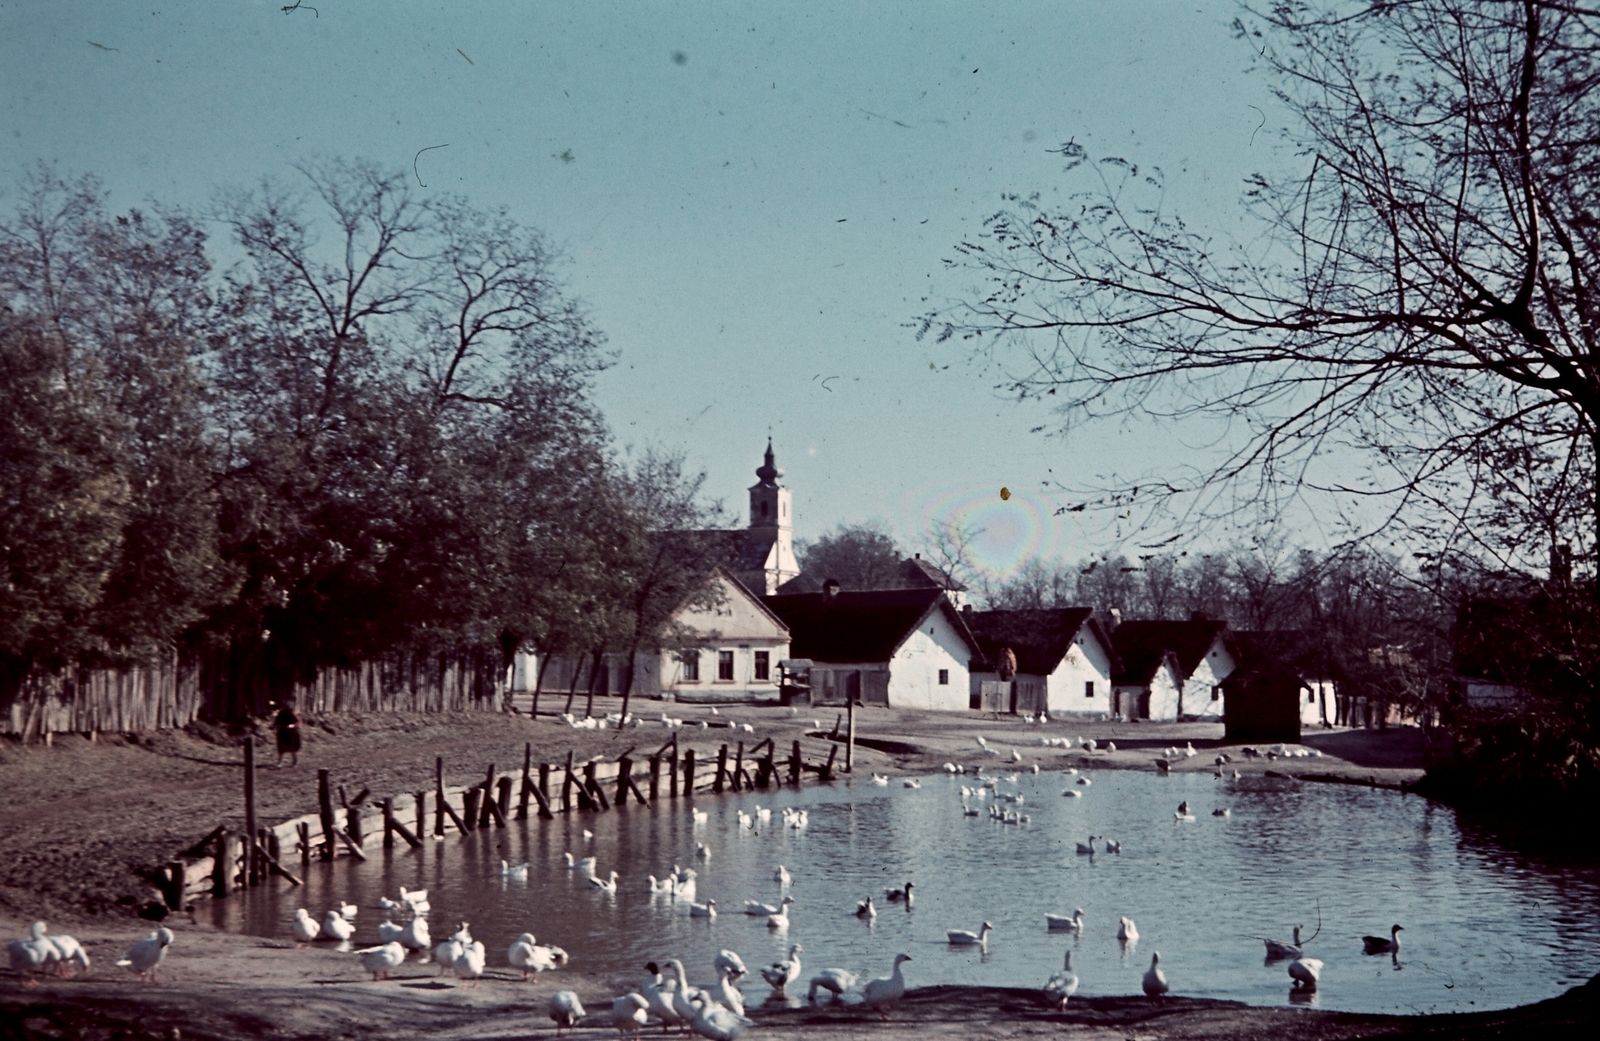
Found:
<box><xmin>746</xmin><ymin>440</ymin><xmax>798</xmax><ymax>593</ymax></box>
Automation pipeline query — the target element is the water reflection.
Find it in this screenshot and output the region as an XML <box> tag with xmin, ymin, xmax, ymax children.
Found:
<box><xmin>212</xmin><ymin>769</ymin><xmax>1600</xmax><ymax>1015</ymax></box>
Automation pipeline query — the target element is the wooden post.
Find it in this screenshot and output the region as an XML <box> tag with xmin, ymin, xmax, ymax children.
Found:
<box><xmin>561</xmin><ymin>751</ymin><xmax>575</xmax><ymax>813</ymax></box>
<box><xmin>616</xmin><ymin>756</ymin><xmax>633</xmax><ymax>806</ymax></box>
<box><xmin>333</xmin><ymin>827</ymin><xmax>368</xmax><ymax>860</ymax></box>
<box><xmin>497</xmin><ymin>776</ymin><xmax>512</xmax><ymax>821</ymax></box>
<box><xmin>539</xmin><ymin>762</ymin><xmax>551</xmax><ymax>803</ymax></box>
<box><xmin>529</xmin><ymin>778</ymin><xmax>554</xmax><ymax>820</ymax></box>
<box><xmin>584</xmin><ymin>761</ymin><xmax>610</xmax><ymax>810</ymax></box>
<box><xmin>343</xmin><ymin>791</ymin><xmax>363</xmax><ymax>848</ymax></box>
<box><xmin>648</xmin><ymin>755</ymin><xmax>661</xmax><ymax>800</ymax></box>
<box><xmin>213</xmin><ymin>827</ymin><xmax>230</xmax><ymax>897</ymax></box>
<box><xmin>518</xmin><ymin>744</ymin><xmax>533</xmax><ymax>821</ymax></box>
<box><xmin>266</xmin><ymin>829</ymin><xmax>281</xmax><ymax>866</ymax></box>
<box><xmin>243</xmin><ymin>737</ymin><xmax>258</xmax><ymax>882</ymax></box>
<box><xmin>831</xmin><ymin>712</ymin><xmax>842</xmax><ymax>738</ymax></box>
<box><xmin>462</xmin><ymin>787</ymin><xmax>481</xmax><ymax>830</ymax></box>
<box><xmin>382</xmin><ymin>799</ymin><xmax>396</xmax><ymax>848</ymax></box>
<box><xmin>822</xmin><ymin>743</ymin><xmax>838</xmax><ymax>782</ymax></box>
<box><xmin>714</xmin><ymin>744</ymin><xmax>728</xmax><ymax>793</ymax></box>
<box><xmin>478</xmin><ymin>765</ymin><xmax>497</xmax><ymax>828</ymax></box>
<box><xmin>790</xmin><ymin>740</ymin><xmax>802</xmax><ymax>785</ymax></box>
<box><xmin>415</xmin><ymin>791</ymin><xmax>427</xmax><ymax>838</ymax></box>
<box><xmin>165</xmin><ymin>861</ymin><xmax>185</xmax><ymax>909</ymax></box>
<box><xmin>317</xmin><ymin>769</ymin><xmax>336</xmax><ymax>861</ymax></box>
<box><xmin>296</xmin><ymin>822</ymin><xmax>310</xmax><ymax>868</ymax></box>
<box><xmin>627</xmin><ymin>772</ymin><xmax>649</xmax><ymax>805</ymax></box>
<box><xmin>760</xmin><ymin>741</ymin><xmax>776</xmax><ymax>788</ymax></box>
<box><xmin>481</xmin><ymin>784</ymin><xmax>508</xmax><ymax>828</ymax></box>
<box><xmin>731</xmin><ymin>741</ymin><xmax>745</xmax><ymax>792</ymax></box>
<box><xmin>249</xmin><ymin>836</ymin><xmax>304</xmax><ymax>885</ymax></box>
<box><xmin>388</xmin><ymin>809</ymin><xmax>422</xmax><ymax>849</ymax></box>
<box><xmin>846</xmin><ymin>695</ymin><xmax>856</xmax><ymax>774</ymax></box>
<box><xmin>683</xmin><ymin>749</ymin><xmax>696</xmax><ymax>794</ymax></box>
<box><xmin>668</xmin><ymin>735</ymin><xmax>680</xmax><ymax>798</ymax></box>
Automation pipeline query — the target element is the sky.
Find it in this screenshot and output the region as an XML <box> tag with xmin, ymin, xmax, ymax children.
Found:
<box><xmin>1</xmin><ymin>1</ymin><xmax>1299</xmax><ymax>584</ymax></box>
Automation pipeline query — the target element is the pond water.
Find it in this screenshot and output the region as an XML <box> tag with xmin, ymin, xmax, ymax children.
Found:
<box><xmin>209</xmin><ymin>768</ymin><xmax>1600</xmax><ymax>1015</ymax></box>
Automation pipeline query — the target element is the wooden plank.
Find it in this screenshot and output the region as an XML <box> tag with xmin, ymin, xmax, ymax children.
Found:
<box><xmin>732</xmin><ymin>741</ymin><xmax>745</xmax><ymax>793</ymax></box>
<box><xmin>561</xmin><ymin>751</ymin><xmax>575</xmax><ymax>813</ymax></box>
<box><xmin>497</xmin><ymin>776</ymin><xmax>512</xmax><ymax>821</ymax></box>
<box><xmin>482</xmin><ymin>784</ymin><xmax>508</xmax><ymax>828</ymax></box>
<box><xmin>212</xmin><ymin>827</ymin><xmax>230</xmax><ymax>897</ymax></box>
<box><xmin>518</xmin><ymin>744</ymin><xmax>533</xmax><ymax>821</ymax></box>
<box><xmin>528</xmin><ymin>777</ymin><xmax>554</xmax><ymax>820</ymax></box>
<box><xmin>382</xmin><ymin>799</ymin><xmax>395</xmax><ymax>848</ymax></box>
<box><xmin>791</xmin><ymin>740</ymin><xmax>802</xmax><ymax>785</ymax></box>
<box><xmin>538</xmin><ymin>761</ymin><xmax>551</xmax><ymax>803</ymax></box>
<box><xmin>714</xmin><ymin>744</ymin><xmax>728</xmax><ymax>793</ymax></box>
<box><xmin>332</xmin><ymin>827</ymin><xmax>367</xmax><ymax>861</ymax></box>
<box><xmin>627</xmin><ymin>772</ymin><xmax>649</xmax><ymax>805</ymax></box>
<box><xmin>648</xmin><ymin>755</ymin><xmax>660</xmax><ymax>800</ymax></box>
<box><xmin>584</xmin><ymin>761</ymin><xmax>610</xmax><ymax>810</ymax></box>
<box><xmin>462</xmin><ymin>787</ymin><xmax>481</xmax><ymax>830</ymax></box>
<box><xmin>682</xmin><ymin>749</ymin><xmax>695</xmax><ymax>795</ymax></box>
<box><xmin>388</xmin><ymin>806</ymin><xmax>422</xmax><ymax>849</ymax></box>
<box><xmin>317</xmin><ymin>769</ymin><xmax>336</xmax><ymax>861</ymax></box>
<box><xmin>615</xmin><ymin>756</ymin><xmax>633</xmax><ymax>806</ymax></box>
<box><xmin>478</xmin><ymin>764</ymin><xmax>497</xmax><ymax>828</ymax></box>
<box><xmin>414</xmin><ymin>790</ymin><xmax>427</xmax><ymax>839</ymax></box>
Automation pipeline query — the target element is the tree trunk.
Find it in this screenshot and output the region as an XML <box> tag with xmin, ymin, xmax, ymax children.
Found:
<box><xmin>584</xmin><ymin>647</ymin><xmax>603</xmax><ymax>718</ymax></box>
<box><xmin>531</xmin><ymin>650</ymin><xmax>552</xmax><ymax>719</ymax></box>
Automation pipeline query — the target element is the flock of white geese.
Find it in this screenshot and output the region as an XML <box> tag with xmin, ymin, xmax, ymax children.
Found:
<box><xmin>8</xmin><ymin>740</ymin><xmax>1402</xmax><ymax>1033</ymax></box>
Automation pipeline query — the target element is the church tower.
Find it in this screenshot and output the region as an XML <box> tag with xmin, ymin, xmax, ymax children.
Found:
<box><xmin>746</xmin><ymin>440</ymin><xmax>799</xmax><ymax>593</ymax></box>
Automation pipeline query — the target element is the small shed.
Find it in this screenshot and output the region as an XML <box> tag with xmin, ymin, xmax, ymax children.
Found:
<box><xmin>1222</xmin><ymin>658</ymin><xmax>1304</xmax><ymax>743</ymax></box>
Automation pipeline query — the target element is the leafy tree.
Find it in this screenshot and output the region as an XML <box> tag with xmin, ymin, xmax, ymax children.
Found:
<box><xmin>799</xmin><ymin>522</ymin><xmax>904</xmax><ymax>590</ymax></box>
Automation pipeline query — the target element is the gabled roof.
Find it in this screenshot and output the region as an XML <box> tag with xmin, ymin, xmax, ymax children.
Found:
<box><xmin>1230</xmin><ymin>630</ymin><xmax>1335</xmax><ymax>679</ymax></box>
<box><xmin>901</xmin><ymin>555</ymin><xmax>967</xmax><ymax>592</ymax></box>
<box><xmin>672</xmin><ymin>528</ymin><xmax>780</xmax><ymax>573</ymax></box>
<box><xmin>964</xmin><ymin>608</ymin><xmax>1106</xmax><ymax>676</ymax></box>
<box><xmin>762</xmin><ymin>587</ymin><xmax>981</xmax><ymax>664</ymax></box>
<box><xmin>1113</xmin><ymin>645</ymin><xmax>1185</xmax><ymax>689</ymax></box>
<box><xmin>1111</xmin><ymin>618</ymin><xmax>1228</xmax><ymax>681</ymax></box>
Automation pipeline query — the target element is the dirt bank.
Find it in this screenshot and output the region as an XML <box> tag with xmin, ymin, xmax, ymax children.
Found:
<box><xmin>0</xmin><ymin>703</ymin><xmax>1429</xmax><ymax>923</ymax></box>
<box><xmin>2</xmin><ymin>912</ymin><xmax>1594</xmax><ymax>1041</ymax></box>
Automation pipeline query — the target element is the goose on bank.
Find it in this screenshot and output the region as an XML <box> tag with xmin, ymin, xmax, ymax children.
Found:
<box><xmin>862</xmin><ymin>953</ymin><xmax>911</xmax><ymax>1018</ymax></box>
<box><xmin>1044</xmin><ymin>949</ymin><xmax>1078</xmax><ymax>1010</ymax></box>
<box><xmin>354</xmin><ymin>940</ymin><xmax>405</xmax><ymax>981</ymax></box>
<box><xmin>760</xmin><ymin>944</ymin><xmax>803</xmax><ymax>992</ymax></box>
<box><xmin>548</xmin><ymin>990</ymin><xmax>586</xmax><ymax>1034</ymax></box>
<box><xmin>116</xmin><ymin>927</ymin><xmax>174</xmax><ymax>983</ymax></box>
<box><xmin>1142</xmin><ymin>951</ymin><xmax>1169</xmax><ymax>998</ymax></box>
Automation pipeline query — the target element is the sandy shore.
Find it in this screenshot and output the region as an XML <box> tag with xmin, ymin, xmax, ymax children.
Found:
<box><xmin>8</xmin><ymin>703</ymin><xmax>1528</xmax><ymax>1040</ymax></box>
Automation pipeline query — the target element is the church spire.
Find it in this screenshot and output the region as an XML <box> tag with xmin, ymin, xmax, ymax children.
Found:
<box><xmin>755</xmin><ymin>438</ymin><xmax>780</xmax><ymax>486</ymax></box>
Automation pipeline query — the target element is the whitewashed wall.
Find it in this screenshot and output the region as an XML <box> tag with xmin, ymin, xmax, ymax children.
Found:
<box><xmin>887</xmin><ymin>609</ymin><xmax>971</xmax><ymax>711</ymax></box>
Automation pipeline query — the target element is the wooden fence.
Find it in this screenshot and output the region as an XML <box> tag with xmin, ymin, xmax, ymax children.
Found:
<box><xmin>1</xmin><ymin>649</ymin><xmax>508</xmax><ymax>740</ymax></box>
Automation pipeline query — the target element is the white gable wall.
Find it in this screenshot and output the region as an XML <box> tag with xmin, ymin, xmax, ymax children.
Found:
<box><xmin>887</xmin><ymin>609</ymin><xmax>972</xmax><ymax>712</ymax></box>
<box><xmin>662</xmin><ymin>571</ymin><xmax>789</xmax><ymax>700</ymax></box>
<box><xmin>1180</xmin><ymin>636</ymin><xmax>1235</xmax><ymax>720</ymax></box>
<box><xmin>1114</xmin><ymin>660</ymin><xmax>1184</xmax><ymax>721</ymax></box>
<box><xmin>1046</xmin><ymin>628</ymin><xmax>1116</xmax><ymax>718</ymax></box>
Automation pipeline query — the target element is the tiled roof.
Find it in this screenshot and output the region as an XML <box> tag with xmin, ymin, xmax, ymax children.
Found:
<box><xmin>901</xmin><ymin>556</ymin><xmax>967</xmax><ymax>591</ymax></box>
<box><xmin>762</xmin><ymin>587</ymin><xmax>979</xmax><ymax>664</ymax></box>
<box><xmin>964</xmin><ymin>608</ymin><xmax>1100</xmax><ymax>675</ymax></box>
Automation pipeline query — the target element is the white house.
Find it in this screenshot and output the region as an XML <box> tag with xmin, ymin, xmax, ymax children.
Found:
<box><xmin>1111</xmin><ymin>616</ymin><xmax>1235</xmax><ymax>721</ymax></box>
<box><xmin>511</xmin><ymin>567</ymin><xmax>789</xmax><ymax>707</ymax></box>
<box><xmin>964</xmin><ymin>607</ymin><xmax>1118</xmax><ymax>718</ymax></box>
<box><xmin>763</xmin><ymin>585</ymin><xmax>981</xmax><ymax>712</ymax></box>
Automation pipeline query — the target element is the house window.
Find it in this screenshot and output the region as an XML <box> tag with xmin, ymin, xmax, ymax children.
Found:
<box><xmin>754</xmin><ymin>651</ymin><xmax>770</xmax><ymax>680</ymax></box>
<box><xmin>1212</xmin><ymin>686</ymin><xmax>1221</xmax><ymax>701</ymax></box>
<box><xmin>938</xmin><ymin>669</ymin><xmax>949</xmax><ymax>685</ymax></box>
<box><xmin>718</xmin><ymin>651</ymin><xmax>735</xmax><ymax>681</ymax></box>
<box><xmin>681</xmin><ymin>651</ymin><xmax>700</xmax><ymax>682</ymax></box>
<box><xmin>1308</xmin><ymin>691</ymin><xmax>1316</xmax><ymax>704</ymax></box>
<box><xmin>1085</xmin><ymin>681</ymin><xmax>1095</xmax><ymax>699</ymax></box>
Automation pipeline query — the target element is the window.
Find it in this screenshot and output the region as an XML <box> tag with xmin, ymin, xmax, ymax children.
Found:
<box><xmin>1308</xmin><ymin>691</ymin><xmax>1316</xmax><ymax>704</ymax></box>
<box><xmin>1212</xmin><ymin>686</ymin><xmax>1221</xmax><ymax>701</ymax></box>
<box><xmin>1085</xmin><ymin>681</ymin><xmax>1095</xmax><ymax>699</ymax></box>
<box><xmin>718</xmin><ymin>650</ymin><xmax>735</xmax><ymax>681</ymax></box>
<box><xmin>753</xmin><ymin>651</ymin><xmax>769</xmax><ymax>680</ymax></box>
<box><xmin>680</xmin><ymin>651</ymin><xmax>699</xmax><ymax>682</ymax></box>
<box><xmin>938</xmin><ymin>669</ymin><xmax>949</xmax><ymax>685</ymax></box>
<box><xmin>760</xmin><ymin>501</ymin><xmax>769</xmax><ymax>518</ymax></box>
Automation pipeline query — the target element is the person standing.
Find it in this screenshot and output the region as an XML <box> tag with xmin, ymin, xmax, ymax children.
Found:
<box><xmin>274</xmin><ymin>699</ymin><xmax>302</xmax><ymax>767</ymax></box>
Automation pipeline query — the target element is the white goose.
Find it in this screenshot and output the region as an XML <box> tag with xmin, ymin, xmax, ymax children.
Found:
<box><xmin>696</xmin><ymin>843</ymin><xmax>712</xmax><ymax>861</ymax></box>
<box><xmin>355</xmin><ymin>940</ymin><xmax>405</xmax><ymax>980</ymax></box>
<box><xmin>1263</xmin><ymin>924</ymin><xmax>1304</xmax><ymax>960</ymax></box>
<box><xmin>947</xmin><ymin>921</ymin><xmax>992</xmax><ymax>947</ymax></box>
<box><xmin>743</xmin><ymin>895</ymin><xmax>790</xmax><ymax>916</ymax></box>
<box><xmin>611</xmin><ymin>993</ymin><xmax>650</xmax><ymax>1038</ymax></box>
<box><xmin>766</xmin><ymin>902</ymin><xmax>792</xmax><ymax>929</ymax></box>
<box><xmin>871</xmin><ymin>773</ymin><xmax>890</xmax><ymax>786</ymax></box>
<box><xmin>1074</xmin><ymin>835</ymin><xmax>1098</xmax><ymax>855</ymax></box>
<box><xmin>501</xmin><ymin>858</ymin><xmax>529</xmax><ymax>880</ymax></box>
<box><xmin>856</xmin><ymin>896</ymin><xmax>878</xmax><ymax>918</ymax></box>
<box><xmin>712</xmin><ymin>964</ymin><xmax>746</xmax><ymax>1016</ymax></box>
<box><xmin>432</xmin><ymin>922</ymin><xmax>471</xmax><ymax>975</ymax></box>
<box><xmin>320</xmin><ymin>909</ymin><xmax>354</xmax><ymax>942</ymax></box>
<box><xmin>690</xmin><ymin>899</ymin><xmax>718</xmax><ymax>918</ymax></box>
<box><xmin>642</xmin><ymin>962</ymin><xmax>682</xmax><ymax>1030</ymax></box>
<box><xmin>589</xmin><ymin>870</ymin><xmax>620</xmax><ymax>893</ymax></box>
<box><xmin>862</xmin><ymin>953</ymin><xmax>911</xmax><ymax>1018</ymax></box>
<box><xmin>1044</xmin><ymin>950</ymin><xmax>1079</xmax><ymax>1010</ymax></box>
<box><xmin>338</xmin><ymin>901</ymin><xmax>358</xmax><ymax>922</ymax></box>
<box><xmin>1118</xmin><ymin>916</ymin><xmax>1139</xmax><ymax>944</ymax></box>
<box><xmin>548</xmin><ymin>990</ymin><xmax>586</xmax><ymax>1034</ymax></box>
<box><xmin>400</xmin><ymin>886</ymin><xmax>429</xmax><ymax>906</ymax></box>
<box><xmin>1142</xmin><ymin>951</ymin><xmax>1169</xmax><ymax>998</ymax></box>
<box><xmin>453</xmin><ymin>940</ymin><xmax>486</xmax><ymax>987</ymax></box>
<box><xmin>45</xmin><ymin>932</ymin><xmax>89</xmax><ymax>977</ymax></box>
<box><xmin>377</xmin><ymin>919</ymin><xmax>404</xmax><ymax>944</ymax></box>
<box><xmin>759</xmin><ymin>944</ymin><xmax>803</xmax><ymax>991</ymax></box>
<box><xmin>714</xmin><ymin>948</ymin><xmax>747</xmax><ymax>981</ymax></box>
<box><xmin>773</xmin><ymin>864</ymin><xmax>791</xmax><ymax>887</ymax></box>
<box><xmin>378</xmin><ymin>895</ymin><xmax>404</xmax><ymax>914</ymax></box>
<box><xmin>667</xmin><ymin>959</ymin><xmax>703</xmax><ymax>1026</ymax></box>
<box><xmin>689</xmin><ymin>992</ymin><xmax>753</xmax><ymax>1041</ymax></box>
<box><xmin>116</xmin><ymin>927</ymin><xmax>174</xmax><ymax>982</ymax></box>
<box><xmin>1288</xmin><ymin>956</ymin><xmax>1323</xmax><ymax>990</ymax></box>
<box><xmin>807</xmin><ymin>966</ymin><xmax>858</xmax><ymax>1003</ymax></box>
<box><xmin>398</xmin><ymin>916</ymin><xmax>430</xmax><ymax>952</ymax></box>
<box><xmin>290</xmin><ymin>908</ymin><xmax>320</xmax><ymax>946</ymax></box>
<box><xmin>1045</xmin><ymin>908</ymin><xmax>1085</xmax><ymax>935</ymax></box>
<box><xmin>8</xmin><ymin>922</ymin><xmax>53</xmax><ymax>984</ymax></box>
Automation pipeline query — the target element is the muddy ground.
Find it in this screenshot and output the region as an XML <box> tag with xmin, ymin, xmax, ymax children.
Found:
<box><xmin>11</xmin><ymin>703</ymin><xmax>1578</xmax><ymax>1039</ymax></box>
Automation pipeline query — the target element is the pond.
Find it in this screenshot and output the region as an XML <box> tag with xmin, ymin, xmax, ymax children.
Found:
<box><xmin>208</xmin><ymin>767</ymin><xmax>1600</xmax><ymax>1015</ymax></box>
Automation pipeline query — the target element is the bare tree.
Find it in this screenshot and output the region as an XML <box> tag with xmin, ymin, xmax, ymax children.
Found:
<box><xmin>920</xmin><ymin>1</ymin><xmax>1600</xmax><ymax>575</ymax></box>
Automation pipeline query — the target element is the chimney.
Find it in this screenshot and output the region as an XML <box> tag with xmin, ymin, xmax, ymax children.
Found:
<box><xmin>823</xmin><ymin>578</ymin><xmax>841</xmax><ymax>599</ymax></box>
<box><xmin>962</xmin><ymin>603</ymin><xmax>973</xmax><ymax>616</ymax></box>
<box><xmin>1108</xmin><ymin>607</ymin><xmax>1122</xmax><ymax>629</ymax></box>
<box><xmin>1552</xmin><ymin>543</ymin><xmax>1572</xmax><ymax>586</ymax></box>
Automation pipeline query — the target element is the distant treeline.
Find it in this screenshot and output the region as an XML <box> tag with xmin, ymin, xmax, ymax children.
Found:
<box><xmin>0</xmin><ymin>161</ymin><xmax>725</xmax><ymax>718</ymax></box>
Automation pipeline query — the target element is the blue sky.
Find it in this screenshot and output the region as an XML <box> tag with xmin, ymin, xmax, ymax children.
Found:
<box><xmin>2</xmin><ymin>1</ymin><xmax>1297</xmax><ymax>581</ymax></box>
